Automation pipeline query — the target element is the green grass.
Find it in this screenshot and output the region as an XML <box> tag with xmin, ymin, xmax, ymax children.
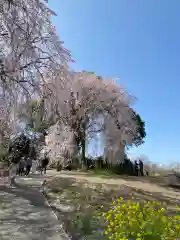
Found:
<box><xmin>88</xmin><ymin>168</ymin><xmax>118</xmax><ymax>176</ymax></box>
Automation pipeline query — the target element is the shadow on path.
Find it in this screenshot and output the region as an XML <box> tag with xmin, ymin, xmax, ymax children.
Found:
<box><xmin>0</xmin><ymin>176</ymin><xmax>69</xmax><ymax>240</ymax></box>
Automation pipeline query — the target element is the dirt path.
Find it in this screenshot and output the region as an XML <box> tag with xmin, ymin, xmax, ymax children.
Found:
<box><xmin>46</xmin><ymin>170</ymin><xmax>180</xmax><ymax>201</ymax></box>
<box><xmin>0</xmin><ymin>174</ymin><xmax>69</xmax><ymax>240</ymax></box>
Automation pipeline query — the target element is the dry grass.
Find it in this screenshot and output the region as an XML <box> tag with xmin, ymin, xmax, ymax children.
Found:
<box><xmin>45</xmin><ymin>176</ymin><xmax>180</xmax><ymax>240</ymax></box>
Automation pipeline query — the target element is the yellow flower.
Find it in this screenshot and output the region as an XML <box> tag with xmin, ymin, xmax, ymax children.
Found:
<box><xmin>101</xmin><ymin>196</ymin><xmax>180</xmax><ymax>240</ymax></box>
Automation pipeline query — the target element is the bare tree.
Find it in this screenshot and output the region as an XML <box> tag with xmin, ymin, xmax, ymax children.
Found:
<box><xmin>0</xmin><ymin>0</ymin><xmax>73</xmax><ymax>104</ymax></box>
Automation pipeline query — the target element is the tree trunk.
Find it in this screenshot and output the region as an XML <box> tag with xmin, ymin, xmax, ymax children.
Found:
<box><xmin>81</xmin><ymin>122</ymin><xmax>87</xmax><ymax>170</ymax></box>
<box><xmin>81</xmin><ymin>137</ymin><xmax>87</xmax><ymax>170</ymax></box>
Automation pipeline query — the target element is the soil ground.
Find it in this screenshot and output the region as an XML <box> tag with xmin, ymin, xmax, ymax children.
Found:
<box><xmin>45</xmin><ymin>170</ymin><xmax>180</xmax><ymax>240</ymax></box>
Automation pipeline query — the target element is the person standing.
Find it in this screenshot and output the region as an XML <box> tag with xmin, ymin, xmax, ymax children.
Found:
<box><xmin>8</xmin><ymin>163</ymin><xmax>17</xmax><ymax>186</ymax></box>
<box><xmin>31</xmin><ymin>160</ymin><xmax>37</xmax><ymax>174</ymax></box>
<box><xmin>139</xmin><ymin>159</ymin><xmax>144</xmax><ymax>176</ymax></box>
<box><xmin>41</xmin><ymin>155</ymin><xmax>49</xmax><ymax>174</ymax></box>
<box><xmin>25</xmin><ymin>157</ymin><xmax>32</xmax><ymax>176</ymax></box>
<box><xmin>134</xmin><ymin>160</ymin><xmax>139</xmax><ymax>176</ymax></box>
<box><xmin>18</xmin><ymin>157</ymin><xmax>25</xmax><ymax>176</ymax></box>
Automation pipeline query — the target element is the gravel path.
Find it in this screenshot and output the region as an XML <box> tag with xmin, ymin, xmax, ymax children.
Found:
<box><xmin>0</xmin><ymin>174</ymin><xmax>69</xmax><ymax>240</ymax></box>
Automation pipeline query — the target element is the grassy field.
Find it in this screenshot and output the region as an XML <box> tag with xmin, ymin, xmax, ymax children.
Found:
<box><xmin>44</xmin><ymin>175</ymin><xmax>180</xmax><ymax>240</ymax></box>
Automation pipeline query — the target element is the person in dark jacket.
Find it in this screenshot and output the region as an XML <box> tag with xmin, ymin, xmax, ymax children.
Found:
<box><xmin>134</xmin><ymin>160</ymin><xmax>139</xmax><ymax>176</ymax></box>
<box><xmin>18</xmin><ymin>157</ymin><xmax>25</xmax><ymax>176</ymax></box>
<box><xmin>41</xmin><ymin>155</ymin><xmax>49</xmax><ymax>174</ymax></box>
<box><xmin>25</xmin><ymin>157</ymin><xmax>32</xmax><ymax>176</ymax></box>
<box><xmin>139</xmin><ymin>159</ymin><xmax>144</xmax><ymax>176</ymax></box>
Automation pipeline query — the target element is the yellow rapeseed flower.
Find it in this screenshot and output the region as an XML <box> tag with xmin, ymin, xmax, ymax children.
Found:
<box><xmin>101</xmin><ymin>197</ymin><xmax>180</xmax><ymax>240</ymax></box>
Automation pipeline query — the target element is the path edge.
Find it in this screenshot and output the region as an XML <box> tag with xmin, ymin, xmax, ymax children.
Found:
<box><xmin>41</xmin><ymin>180</ymin><xmax>72</xmax><ymax>240</ymax></box>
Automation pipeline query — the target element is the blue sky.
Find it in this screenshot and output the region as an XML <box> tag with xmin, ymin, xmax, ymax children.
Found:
<box><xmin>49</xmin><ymin>0</ymin><xmax>180</xmax><ymax>165</ymax></box>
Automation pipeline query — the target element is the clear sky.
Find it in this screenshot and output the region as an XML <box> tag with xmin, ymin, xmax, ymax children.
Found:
<box><xmin>48</xmin><ymin>0</ymin><xmax>180</xmax><ymax>165</ymax></box>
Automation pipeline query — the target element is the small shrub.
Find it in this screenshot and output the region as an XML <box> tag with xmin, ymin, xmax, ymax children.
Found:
<box><xmin>0</xmin><ymin>146</ymin><xmax>9</xmax><ymax>163</ymax></box>
<box><xmin>102</xmin><ymin>197</ymin><xmax>180</xmax><ymax>240</ymax></box>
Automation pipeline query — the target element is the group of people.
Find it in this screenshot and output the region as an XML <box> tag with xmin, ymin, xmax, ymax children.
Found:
<box><xmin>17</xmin><ymin>157</ymin><xmax>32</xmax><ymax>176</ymax></box>
<box><xmin>16</xmin><ymin>155</ymin><xmax>49</xmax><ymax>176</ymax></box>
<box><xmin>134</xmin><ymin>159</ymin><xmax>148</xmax><ymax>176</ymax></box>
